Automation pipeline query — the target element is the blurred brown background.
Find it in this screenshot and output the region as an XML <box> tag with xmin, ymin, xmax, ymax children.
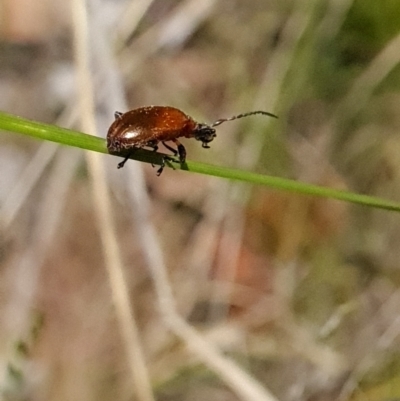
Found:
<box><xmin>1</xmin><ymin>0</ymin><xmax>400</xmax><ymax>400</ymax></box>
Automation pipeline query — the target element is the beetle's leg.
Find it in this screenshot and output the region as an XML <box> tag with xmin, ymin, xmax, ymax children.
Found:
<box><xmin>148</xmin><ymin>141</ymin><xmax>181</xmax><ymax>176</ymax></box>
<box><xmin>162</xmin><ymin>141</ymin><xmax>178</xmax><ymax>156</ymax></box>
<box><xmin>117</xmin><ymin>153</ymin><xmax>131</xmax><ymax>169</ymax></box>
<box><xmin>147</xmin><ymin>144</ymin><xmax>160</xmax><ymax>170</ymax></box>
<box><xmin>117</xmin><ymin>147</ymin><xmax>140</xmax><ymax>169</ymax></box>
<box><xmin>154</xmin><ymin>140</ymin><xmax>183</xmax><ymax>176</ymax></box>
<box><xmin>145</xmin><ymin>141</ymin><xmax>158</xmax><ymax>156</ymax></box>
<box><xmin>114</xmin><ymin>111</ymin><xmax>123</xmax><ymax>119</ymax></box>
<box><xmin>142</xmin><ymin>142</ymin><xmax>162</xmax><ymax>170</ymax></box>
<box><xmin>149</xmin><ymin>145</ymin><xmax>158</xmax><ymax>164</ymax></box>
<box><xmin>146</xmin><ymin>143</ymin><xmax>169</xmax><ymax>175</ymax></box>
<box><xmin>156</xmin><ymin>157</ymin><xmax>166</xmax><ymax>176</ymax></box>
<box><xmin>156</xmin><ymin>155</ymin><xmax>177</xmax><ymax>176</ymax></box>
<box><xmin>172</xmin><ymin>139</ymin><xmax>186</xmax><ymax>164</ymax></box>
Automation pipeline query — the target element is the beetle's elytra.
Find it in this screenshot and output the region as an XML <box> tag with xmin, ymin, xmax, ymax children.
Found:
<box><xmin>107</xmin><ymin>106</ymin><xmax>277</xmax><ymax>175</ymax></box>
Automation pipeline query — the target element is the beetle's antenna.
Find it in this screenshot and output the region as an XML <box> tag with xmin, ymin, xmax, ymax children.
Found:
<box><xmin>211</xmin><ymin>110</ymin><xmax>278</xmax><ymax>127</ymax></box>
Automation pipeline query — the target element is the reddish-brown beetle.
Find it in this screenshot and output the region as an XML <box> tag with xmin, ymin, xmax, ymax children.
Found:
<box><xmin>107</xmin><ymin>106</ymin><xmax>277</xmax><ymax>175</ymax></box>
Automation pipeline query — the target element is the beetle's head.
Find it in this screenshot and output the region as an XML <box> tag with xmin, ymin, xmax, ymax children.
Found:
<box><xmin>193</xmin><ymin>124</ymin><xmax>217</xmax><ymax>148</ymax></box>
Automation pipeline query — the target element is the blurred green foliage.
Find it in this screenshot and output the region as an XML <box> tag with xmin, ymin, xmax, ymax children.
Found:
<box><xmin>341</xmin><ymin>0</ymin><xmax>400</xmax><ymax>63</ymax></box>
<box><xmin>312</xmin><ymin>0</ymin><xmax>400</xmax><ymax>101</ymax></box>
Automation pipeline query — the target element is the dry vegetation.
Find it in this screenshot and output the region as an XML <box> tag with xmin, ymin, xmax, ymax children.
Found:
<box><xmin>1</xmin><ymin>0</ymin><xmax>400</xmax><ymax>400</ymax></box>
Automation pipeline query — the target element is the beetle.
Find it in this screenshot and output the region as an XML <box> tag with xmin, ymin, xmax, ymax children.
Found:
<box><xmin>107</xmin><ymin>106</ymin><xmax>277</xmax><ymax>175</ymax></box>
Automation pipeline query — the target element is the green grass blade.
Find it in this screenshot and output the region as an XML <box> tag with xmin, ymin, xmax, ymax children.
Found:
<box><xmin>0</xmin><ymin>111</ymin><xmax>105</xmax><ymax>153</ymax></box>
<box><xmin>1</xmin><ymin>110</ymin><xmax>400</xmax><ymax>212</ymax></box>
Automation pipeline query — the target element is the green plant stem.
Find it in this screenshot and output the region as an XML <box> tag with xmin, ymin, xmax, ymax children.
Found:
<box><xmin>1</xmin><ymin>110</ymin><xmax>400</xmax><ymax>212</ymax></box>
